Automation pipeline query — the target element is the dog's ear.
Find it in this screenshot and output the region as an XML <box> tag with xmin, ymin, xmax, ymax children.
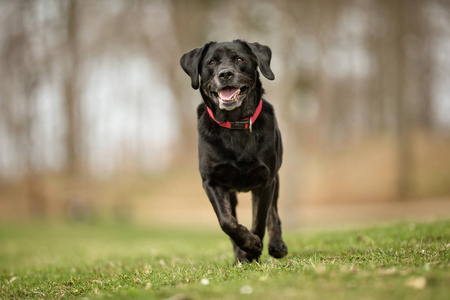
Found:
<box><xmin>180</xmin><ymin>43</ymin><xmax>213</xmax><ymax>90</ymax></box>
<box><xmin>245</xmin><ymin>42</ymin><xmax>275</xmax><ymax>80</ymax></box>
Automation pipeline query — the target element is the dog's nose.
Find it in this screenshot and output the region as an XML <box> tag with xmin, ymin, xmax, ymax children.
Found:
<box><xmin>218</xmin><ymin>69</ymin><xmax>235</xmax><ymax>81</ymax></box>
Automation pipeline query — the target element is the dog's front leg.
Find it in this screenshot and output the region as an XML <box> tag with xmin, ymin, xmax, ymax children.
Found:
<box><xmin>203</xmin><ymin>182</ymin><xmax>263</xmax><ymax>259</ymax></box>
<box><xmin>230</xmin><ymin>182</ymin><xmax>274</xmax><ymax>263</ymax></box>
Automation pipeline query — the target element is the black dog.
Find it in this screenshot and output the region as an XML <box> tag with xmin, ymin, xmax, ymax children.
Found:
<box><xmin>180</xmin><ymin>40</ymin><xmax>287</xmax><ymax>263</ymax></box>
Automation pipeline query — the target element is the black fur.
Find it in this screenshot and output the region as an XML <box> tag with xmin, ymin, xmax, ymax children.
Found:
<box><xmin>180</xmin><ymin>40</ymin><xmax>287</xmax><ymax>263</ymax></box>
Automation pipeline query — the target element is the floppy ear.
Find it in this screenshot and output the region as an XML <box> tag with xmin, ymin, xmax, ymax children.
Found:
<box><xmin>180</xmin><ymin>43</ymin><xmax>211</xmax><ymax>90</ymax></box>
<box><xmin>245</xmin><ymin>42</ymin><xmax>275</xmax><ymax>80</ymax></box>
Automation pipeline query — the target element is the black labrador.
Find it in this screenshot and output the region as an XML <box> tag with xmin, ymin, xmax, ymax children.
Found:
<box><xmin>180</xmin><ymin>40</ymin><xmax>287</xmax><ymax>263</ymax></box>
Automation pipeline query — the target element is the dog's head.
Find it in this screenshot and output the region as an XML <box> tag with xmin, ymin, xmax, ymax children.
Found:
<box><xmin>180</xmin><ymin>40</ymin><xmax>274</xmax><ymax>112</ymax></box>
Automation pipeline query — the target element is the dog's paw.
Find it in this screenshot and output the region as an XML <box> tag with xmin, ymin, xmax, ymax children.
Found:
<box><xmin>232</xmin><ymin>229</ymin><xmax>262</xmax><ymax>264</ymax></box>
<box><xmin>268</xmin><ymin>240</ymin><xmax>288</xmax><ymax>258</ymax></box>
<box><xmin>234</xmin><ymin>248</ymin><xmax>259</xmax><ymax>265</ymax></box>
<box><xmin>241</xmin><ymin>233</ymin><xmax>262</xmax><ymax>256</ymax></box>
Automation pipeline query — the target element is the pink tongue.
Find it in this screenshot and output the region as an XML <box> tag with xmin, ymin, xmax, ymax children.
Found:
<box><xmin>219</xmin><ymin>87</ymin><xmax>239</xmax><ymax>100</ymax></box>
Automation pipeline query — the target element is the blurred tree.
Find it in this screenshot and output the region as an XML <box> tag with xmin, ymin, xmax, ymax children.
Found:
<box><xmin>0</xmin><ymin>1</ymin><xmax>49</xmax><ymax>215</ymax></box>
<box><xmin>1</xmin><ymin>0</ymin><xmax>449</xmax><ymax>219</ymax></box>
<box><xmin>63</xmin><ymin>0</ymin><xmax>83</xmax><ymax>176</ymax></box>
<box><xmin>140</xmin><ymin>0</ymin><xmax>214</xmax><ymax>160</ymax></box>
<box><xmin>390</xmin><ymin>0</ymin><xmax>412</xmax><ymax>200</ymax></box>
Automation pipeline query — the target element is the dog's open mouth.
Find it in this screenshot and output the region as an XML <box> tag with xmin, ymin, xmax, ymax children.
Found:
<box><xmin>212</xmin><ymin>86</ymin><xmax>248</xmax><ymax>110</ymax></box>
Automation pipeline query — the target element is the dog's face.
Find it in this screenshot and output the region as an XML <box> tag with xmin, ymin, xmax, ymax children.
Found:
<box><xmin>180</xmin><ymin>40</ymin><xmax>275</xmax><ymax>112</ymax></box>
<box><xmin>200</xmin><ymin>42</ymin><xmax>257</xmax><ymax>111</ymax></box>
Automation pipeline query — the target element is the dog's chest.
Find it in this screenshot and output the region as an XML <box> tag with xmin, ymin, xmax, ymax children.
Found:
<box><xmin>208</xmin><ymin>132</ymin><xmax>272</xmax><ymax>190</ymax></box>
<box><xmin>210</xmin><ymin>162</ymin><xmax>270</xmax><ymax>191</ymax></box>
<box><xmin>221</xmin><ymin>131</ymin><xmax>259</xmax><ymax>160</ymax></box>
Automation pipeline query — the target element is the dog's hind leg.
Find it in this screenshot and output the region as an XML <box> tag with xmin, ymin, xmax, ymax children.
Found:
<box><xmin>267</xmin><ymin>174</ymin><xmax>288</xmax><ymax>258</ymax></box>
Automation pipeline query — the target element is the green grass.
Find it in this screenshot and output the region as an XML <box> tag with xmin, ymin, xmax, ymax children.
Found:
<box><xmin>0</xmin><ymin>219</ymin><xmax>449</xmax><ymax>299</ymax></box>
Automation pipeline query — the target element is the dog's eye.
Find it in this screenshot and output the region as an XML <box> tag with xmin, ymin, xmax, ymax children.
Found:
<box><xmin>237</xmin><ymin>58</ymin><xmax>244</xmax><ymax>63</ymax></box>
<box><xmin>209</xmin><ymin>60</ymin><xmax>216</xmax><ymax>66</ymax></box>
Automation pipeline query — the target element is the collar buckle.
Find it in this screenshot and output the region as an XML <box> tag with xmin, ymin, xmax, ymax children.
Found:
<box><xmin>229</xmin><ymin>120</ymin><xmax>250</xmax><ymax>130</ymax></box>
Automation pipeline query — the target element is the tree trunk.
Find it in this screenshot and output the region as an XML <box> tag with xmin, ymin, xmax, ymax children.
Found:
<box><xmin>391</xmin><ymin>0</ymin><xmax>412</xmax><ymax>200</ymax></box>
<box><xmin>63</xmin><ymin>0</ymin><xmax>82</xmax><ymax>176</ymax></box>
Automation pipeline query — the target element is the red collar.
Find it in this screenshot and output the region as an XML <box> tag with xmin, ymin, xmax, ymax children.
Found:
<box><xmin>206</xmin><ymin>99</ymin><xmax>263</xmax><ymax>132</ymax></box>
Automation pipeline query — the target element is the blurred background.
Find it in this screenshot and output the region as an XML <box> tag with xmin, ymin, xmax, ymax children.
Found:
<box><xmin>0</xmin><ymin>0</ymin><xmax>449</xmax><ymax>228</ymax></box>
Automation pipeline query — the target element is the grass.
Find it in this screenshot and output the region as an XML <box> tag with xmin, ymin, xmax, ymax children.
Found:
<box><xmin>0</xmin><ymin>219</ymin><xmax>449</xmax><ymax>299</ymax></box>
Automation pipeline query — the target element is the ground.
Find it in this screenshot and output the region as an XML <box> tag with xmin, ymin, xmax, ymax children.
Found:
<box><xmin>0</xmin><ymin>218</ymin><xmax>449</xmax><ymax>299</ymax></box>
